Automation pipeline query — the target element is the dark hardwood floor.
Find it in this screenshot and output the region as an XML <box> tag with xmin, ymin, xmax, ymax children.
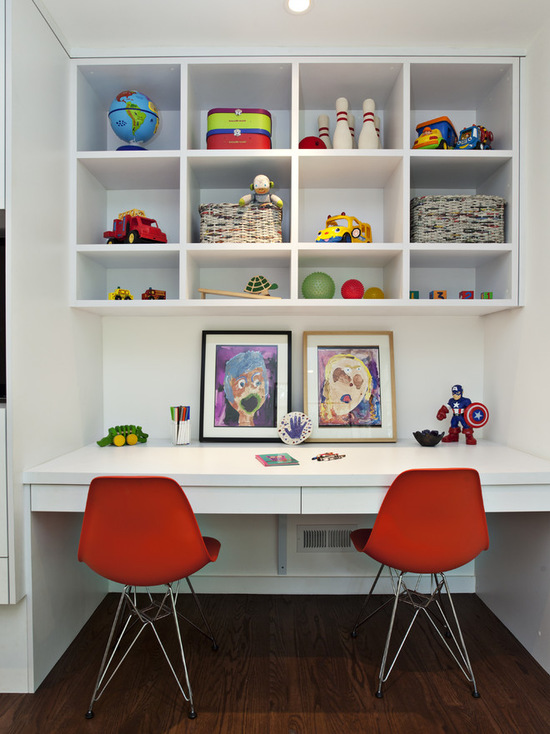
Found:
<box><xmin>0</xmin><ymin>593</ymin><xmax>549</xmax><ymax>733</ymax></box>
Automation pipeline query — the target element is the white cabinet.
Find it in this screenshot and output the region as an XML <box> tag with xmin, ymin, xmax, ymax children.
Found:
<box><xmin>0</xmin><ymin>407</ymin><xmax>7</xmax><ymax>604</ymax></box>
<box><xmin>0</xmin><ymin>0</ymin><xmax>5</xmax><ymax>210</ymax></box>
<box><xmin>71</xmin><ymin>56</ymin><xmax>519</xmax><ymax>315</ymax></box>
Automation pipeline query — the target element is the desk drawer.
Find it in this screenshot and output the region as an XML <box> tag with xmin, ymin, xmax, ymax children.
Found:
<box><xmin>30</xmin><ymin>484</ymin><xmax>301</xmax><ymax>515</ymax></box>
<box><xmin>302</xmin><ymin>486</ymin><xmax>388</xmax><ymax>514</ymax></box>
<box><xmin>186</xmin><ymin>486</ymin><xmax>300</xmax><ymax>514</ymax></box>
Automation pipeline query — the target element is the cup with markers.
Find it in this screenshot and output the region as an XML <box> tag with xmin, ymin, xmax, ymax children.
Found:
<box><xmin>170</xmin><ymin>405</ymin><xmax>190</xmax><ymax>445</ymax></box>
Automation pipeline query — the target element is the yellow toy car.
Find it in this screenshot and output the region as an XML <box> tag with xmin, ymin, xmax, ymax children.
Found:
<box><xmin>413</xmin><ymin>127</ymin><xmax>446</xmax><ymax>149</ymax></box>
<box><xmin>108</xmin><ymin>287</ymin><xmax>134</xmax><ymax>300</ymax></box>
<box><xmin>316</xmin><ymin>212</ymin><xmax>373</xmax><ymax>243</ymax></box>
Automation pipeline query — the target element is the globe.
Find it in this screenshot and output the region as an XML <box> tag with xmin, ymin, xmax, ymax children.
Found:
<box><xmin>108</xmin><ymin>90</ymin><xmax>160</xmax><ymax>150</ymax></box>
<box><xmin>302</xmin><ymin>272</ymin><xmax>335</xmax><ymax>299</ymax></box>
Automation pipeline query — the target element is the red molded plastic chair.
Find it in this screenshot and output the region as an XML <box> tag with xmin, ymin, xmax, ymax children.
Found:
<box><xmin>78</xmin><ymin>475</ymin><xmax>221</xmax><ymax>720</ymax></box>
<box><xmin>350</xmin><ymin>468</ymin><xmax>489</xmax><ymax>698</ymax></box>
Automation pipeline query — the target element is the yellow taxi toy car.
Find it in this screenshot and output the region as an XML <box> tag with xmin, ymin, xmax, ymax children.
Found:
<box><xmin>108</xmin><ymin>287</ymin><xmax>134</xmax><ymax>300</ymax></box>
<box><xmin>315</xmin><ymin>212</ymin><xmax>373</xmax><ymax>243</ymax></box>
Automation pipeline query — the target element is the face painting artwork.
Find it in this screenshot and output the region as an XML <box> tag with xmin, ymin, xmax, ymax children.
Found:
<box><xmin>318</xmin><ymin>348</ymin><xmax>382</xmax><ymax>427</ymax></box>
<box><xmin>214</xmin><ymin>346</ymin><xmax>277</xmax><ymax>428</ymax></box>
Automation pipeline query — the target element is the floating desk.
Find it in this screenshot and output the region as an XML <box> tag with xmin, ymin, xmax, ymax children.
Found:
<box><xmin>24</xmin><ymin>439</ymin><xmax>550</xmax><ymax>515</ymax></box>
<box><xmin>22</xmin><ymin>439</ymin><xmax>550</xmax><ymax>689</ymax></box>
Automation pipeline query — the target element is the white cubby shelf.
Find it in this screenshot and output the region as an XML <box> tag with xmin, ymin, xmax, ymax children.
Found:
<box><xmin>70</xmin><ymin>55</ymin><xmax>520</xmax><ymax>316</ymax></box>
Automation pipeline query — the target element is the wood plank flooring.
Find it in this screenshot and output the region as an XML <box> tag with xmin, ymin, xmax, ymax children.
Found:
<box><xmin>0</xmin><ymin>593</ymin><xmax>549</xmax><ymax>733</ymax></box>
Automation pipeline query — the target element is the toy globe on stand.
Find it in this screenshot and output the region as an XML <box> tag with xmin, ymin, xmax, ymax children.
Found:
<box><xmin>364</xmin><ymin>286</ymin><xmax>385</xmax><ymax>299</ymax></box>
<box><xmin>341</xmin><ymin>279</ymin><xmax>365</xmax><ymax>299</ymax></box>
<box><xmin>302</xmin><ymin>272</ymin><xmax>335</xmax><ymax>299</ymax></box>
<box><xmin>108</xmin><ymin>90</ymin><xmax>160</xmax><ymax>150</ymax></box>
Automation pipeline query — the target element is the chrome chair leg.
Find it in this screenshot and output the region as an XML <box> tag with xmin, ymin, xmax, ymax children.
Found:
<box><xmin>375</xmin><ymin>572</ymin><xmax>422</xmax><ymax>698</ymax></box>
<box><xmin>426</xmin><ymin>573</ymin><xmax>480</xmax><ymax>698</ymax></box>
<box><xmin>370</xmin><ymin>571</ymin><xmax>480</xmax><ymax>699</ymax></box>
<box><xmin>85</xmin><ymin>584</ymin><xmax>198</xmax><ymax>720</ymax></box>
<box><xmin>351</xmin><ymin>564</ymin><xmax>394</xmax><ymax>637</ymax></box>
<box><xmin>183</xmin><ymin>576</ymin><xmax>219</xmax><ymax>650</ymax></box>
<box><xmin>86</xmin><ymin>588</ymin><xmax>126</xmax><ymax>719</ymax></box>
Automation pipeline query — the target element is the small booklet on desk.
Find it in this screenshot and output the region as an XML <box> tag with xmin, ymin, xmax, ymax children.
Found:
<box><xmin>256</xmin><ymin>453</ymin><xmax>299</xmax><ymax>467</ymax></box>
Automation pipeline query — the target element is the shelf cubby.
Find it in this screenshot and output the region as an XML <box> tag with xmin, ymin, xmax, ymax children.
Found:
<box><xmin>70</xmin><ymin>56</ymin><xmax>520</xmax><ymax>314</ymax></box>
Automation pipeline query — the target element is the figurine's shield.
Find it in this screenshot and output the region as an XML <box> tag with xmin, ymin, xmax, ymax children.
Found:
<box><xmin>464</xmin><ymin>402</ymin><xmax>490</xmax><ymax>428</ymax></box>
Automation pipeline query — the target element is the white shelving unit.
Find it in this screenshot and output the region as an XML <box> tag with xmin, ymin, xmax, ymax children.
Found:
<box><xmin>70</xmin><ymin>56</ymin><xmax>520</xmax><ymax>316</ymax></box>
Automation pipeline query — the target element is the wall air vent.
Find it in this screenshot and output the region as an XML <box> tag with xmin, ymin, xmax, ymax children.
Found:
<box><xmin>297</xmin><ymin>524</ymin><xmax>357</xmax><ymax>553</ymax></box>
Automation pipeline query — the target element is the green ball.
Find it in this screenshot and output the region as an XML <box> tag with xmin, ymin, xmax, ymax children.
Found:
<box><xmin>302</xmin><ymin>272</ymin><xmax>335</xmax><ymax>299</ymax></box>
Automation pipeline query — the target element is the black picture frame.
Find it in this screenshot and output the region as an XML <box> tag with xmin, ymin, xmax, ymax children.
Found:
<box><xmin>200</xmin><ymin>330</ymin><xmax>292</xmax><ymax>442</ymax></box>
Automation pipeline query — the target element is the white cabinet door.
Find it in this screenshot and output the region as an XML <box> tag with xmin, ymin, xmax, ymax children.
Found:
<box><xmin>0</xmin><ymin>0</ymin><xmax>4</xmax><ymax>210</ymax></box>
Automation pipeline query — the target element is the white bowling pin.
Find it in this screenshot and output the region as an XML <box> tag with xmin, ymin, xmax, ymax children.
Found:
<box><xmin>374</xmin><ymin>114</ymin><xmax>382</xmax><ymax>148</ymax></box>
<box><xmin>348</xmin><ymin>112</ymin><xmax>356</xmax><ymax>148</ymax></box>
<box><xmin>333</xmin><ymin>97</ymin><xmax>353</xmax><ymax>149</ymax></box>
<box><xmin>358</xmin><ymin>98</ymin><xmax>379</xmax><ymax>150</ymax></box>
<box><xmin>318</xmin><ymin>114</ymin><xmax>332</xmax><ymax>149</ymax></box>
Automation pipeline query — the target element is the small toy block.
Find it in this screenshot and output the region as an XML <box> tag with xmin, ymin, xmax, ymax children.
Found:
<box><xmin>409</xmin><ymin>290</ymin><xmax>419</xmax><ymax>299</ymax></box>
<box><xmin>481</xmin><ymin>291</ymin><xmax>493</xmax><ymax>299</ymax></box>
<box><xmin>429</xmin><ymin>290</ymin><xmax>447</xmax><ymax>299</ymax></box>
<box><xmin>459</xmin><ymin>291</ymin><xmax>474</xmax><ymax>299</ymax></box>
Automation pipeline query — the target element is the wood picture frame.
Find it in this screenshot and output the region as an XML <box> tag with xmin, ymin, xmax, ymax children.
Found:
<box><xmin>303</xmin><ymin>331</ymin><xmax>396</xmax><ymax>442</ymax></box>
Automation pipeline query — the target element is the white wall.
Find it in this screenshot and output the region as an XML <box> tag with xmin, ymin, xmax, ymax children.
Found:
<box><xmin>101</xmin><ymin>311</ymin><xmax>485</xmax><ymax>599</ymax></box>
<box><xmin>479</xmin><ymin>31</ymin><xmax>550</xmax><ymax>671</ymax></box>
<box><xmin>0</xmin><ymin>0</ymin><xmax>104</xmax><ymax>691</ymax></box>
<box><xmin>103</xmin><ymin>313</ymin><xmax>485</xmax><ymax>441</ymax></box>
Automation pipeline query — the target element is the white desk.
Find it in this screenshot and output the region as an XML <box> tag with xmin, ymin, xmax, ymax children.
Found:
<box><xmin>24</xmin><ymin>439</ymin><xmax>550</xmax><ymax>515</ymax></box>
<box><xmin>22</xmin><ymin>439</ymin><xmax>550</xmax><ymax>689</ymax></box>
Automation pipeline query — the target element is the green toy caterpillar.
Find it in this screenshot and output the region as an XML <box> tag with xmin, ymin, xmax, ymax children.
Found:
<box><xmin>97</xmin><ymin>424</ymin><xmax>148</xmax><ymax>447</ymax></box>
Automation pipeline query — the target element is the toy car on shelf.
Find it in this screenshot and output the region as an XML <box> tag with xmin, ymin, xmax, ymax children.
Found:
<box><xmin>456</xmin><ymin>124</ymin><xmax>493</xmax><ymax>150</ymax></box>
<box><xmin>315</xmin><ymin>212</ymin><xmax>373</xmax><ymax>243</ymax></box>
<box><xmin>104</xmin><ymin>209</ymin><xmax>168</xmax><ymax>244</ymax></box>
<box><xmin>141</xmin><ymin>287</ymin><xmax>166</xmax><ymax>300</ymax></box>
<box><xmin>108</xmin><ymin>287</ymin><xmax>134</xmax><ymax>300</ymax></box>
<box><xmin>413</xmin><ymin>116</ymin><xmax>458</xmax><ymax>150</ymax></box>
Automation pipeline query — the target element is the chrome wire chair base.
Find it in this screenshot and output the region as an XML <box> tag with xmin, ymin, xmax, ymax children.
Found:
<box><xmin>352</xmin><ymin>566</ymin><xmax>480</xmax><ymax>699</ymax></box>
<box><xmin>85</xmin><ymin>579</ymin><xmax>218</xmax><ymax>720</ymax></box>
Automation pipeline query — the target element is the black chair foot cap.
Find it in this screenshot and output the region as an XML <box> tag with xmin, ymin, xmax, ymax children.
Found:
<box><xmin>188</xmin><ymin>710</ymin><xmax>197</xmax><ymax>719</ymax></box>
<box><xmin>375</xmin><ymin>691</ymin><xmax>384</xmax><ymax>699</ymax></box>
<box><xmin>212</xmin><ymin>643</ymin><xmax>219</xmax><ymax>651</ymax></box>
<box><xmin>472</xmin><ymin>690</ymin><xmax>481</xmax><ymax>698</ymax></box>
<box><xmin>351</xmin><ymin>630</ymin><xmax>357</xmax><ymax>638</ymax></box>
<box><xmin>85</xmin><ymin>710</ymin><xmax>94</xmax><ymax>719</ymax></box>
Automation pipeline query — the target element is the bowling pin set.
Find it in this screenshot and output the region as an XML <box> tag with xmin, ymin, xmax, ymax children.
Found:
<box><xmin>318</xmin><ymin>97</ymin><xmax>382</xmax><ymax>150</ymax></box>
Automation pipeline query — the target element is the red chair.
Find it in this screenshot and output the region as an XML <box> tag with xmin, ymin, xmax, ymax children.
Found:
<box><xmin>78</xmin><ymin>476</ymin><xmax>221</xmax><ymax>720</ymax></box>
<box><xmin>350</xmin><ymin>468</ymin><xmax>489</xmax><ymax>698</ymax></box>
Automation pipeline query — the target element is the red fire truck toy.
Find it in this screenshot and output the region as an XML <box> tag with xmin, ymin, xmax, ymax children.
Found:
<box><xmin>104</xmin><ymin>209</ymin><xmax>168</xmax><ymax>244</ymax></box>
<box><xmin>141</xmin><ymin>287</ymin><xmax>166</xmax><ymax>300</ymax></box>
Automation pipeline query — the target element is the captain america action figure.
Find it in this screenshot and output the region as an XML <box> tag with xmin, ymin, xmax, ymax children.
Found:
<box><xmin>437</xmin><ymin>384</ymin><xmax>477</xmax><ymax>445</ymax></box>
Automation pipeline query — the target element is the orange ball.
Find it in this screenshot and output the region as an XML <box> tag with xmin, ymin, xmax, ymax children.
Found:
<box><xmin>363</xmin><ymin>286</ymin><xmax>385</xmax><ymax>299</ymax></box>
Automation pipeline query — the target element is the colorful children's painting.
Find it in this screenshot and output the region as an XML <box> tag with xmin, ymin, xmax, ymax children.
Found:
<box><xmin>317</xmin><ymin>346</ymin><xmax>382</xmax><ymax>428</ymax></box>
<box><xmin>214</xmin><ymin>344</ymin><xmax>278</xmax><ymax>428</ymax></box>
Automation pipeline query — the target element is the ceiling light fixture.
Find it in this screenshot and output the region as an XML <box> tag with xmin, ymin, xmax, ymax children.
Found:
<box><xmin>286</xmin><ymin>0</ymin><xmax>312</xmax><ymax>14</ymax></box>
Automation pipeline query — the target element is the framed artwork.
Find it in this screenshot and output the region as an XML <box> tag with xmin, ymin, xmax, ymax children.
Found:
<box><xmin>200</xmin><ymin>330</ymin><xmax>291</xmax><ymax>442</ymax></box>
<box><xmin>303</xmin><ymin>331</ymin><xmax>396</xmax><ymax>442</ymax></box>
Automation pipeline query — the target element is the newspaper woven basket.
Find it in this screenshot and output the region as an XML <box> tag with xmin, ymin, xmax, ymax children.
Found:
<box><xmin>199</xmin><ymin>202</ymin><xmax>283</xmax><ymax>243</ymax></box>
<box><xmin>410</xmin><ymin>195</ymin><xmax>506</xmax><ymax>243</ymax></box>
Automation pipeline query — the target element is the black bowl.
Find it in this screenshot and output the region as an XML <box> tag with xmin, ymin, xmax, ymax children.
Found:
<box><xmin>413</xmin><ymin>430</ymin><xmax>444</xmax><ymax>447</ymax></box>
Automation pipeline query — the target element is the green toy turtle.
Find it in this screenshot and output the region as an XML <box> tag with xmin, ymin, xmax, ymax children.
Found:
<box><xmin>244</xmin><ymin>275</ymin><xmax>279</xmax><ymax>297</ymax></box>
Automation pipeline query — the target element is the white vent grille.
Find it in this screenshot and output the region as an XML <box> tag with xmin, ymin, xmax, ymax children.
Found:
<box><xmin>297</xmin><ymin>524</ymin><xmax>357</xmax><ymax>553</ymax></box>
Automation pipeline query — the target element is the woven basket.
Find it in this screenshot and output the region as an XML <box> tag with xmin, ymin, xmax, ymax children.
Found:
<box><xmin>199</xmin><ymin>202</ymin><xmax>283</xmax><ymax>243</ymax></box>
<box><xmin>410</xmin><ymin>195</ymin><xmax>506</xmax><ymax>243</ymax></box>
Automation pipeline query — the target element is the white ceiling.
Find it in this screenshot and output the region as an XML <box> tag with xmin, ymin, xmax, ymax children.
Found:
<box><xmin>34</xmin><ymin>0</ymin><xmax>549</xmax><ymax>57</ymax></box>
